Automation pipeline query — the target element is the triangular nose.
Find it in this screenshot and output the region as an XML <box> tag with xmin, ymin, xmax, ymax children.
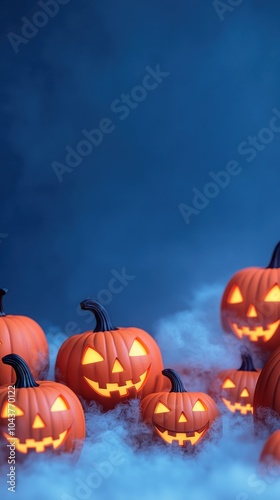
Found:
<box><xmin>247</xmin><ymin>304</ymin><xmax>257</xmax><ymax>317</ymax></box>
<box><xmin>178</xmin><ymin>412</ymin><xmax>188</xmax><ymax>423</ymax></box>
<box><xmin>240</xmin><ymin>388</ymin><xmax>249</xmax><ymax>397</ymax></box>
<box><xmin>112</xmin><ymin>358</ymin><xmax>124</xmax><ymax>373</ymax></box>
<box><xmin>32</xmin><ymin>414</ymin><xmax>46</xmax><ymax>429</ymax></box>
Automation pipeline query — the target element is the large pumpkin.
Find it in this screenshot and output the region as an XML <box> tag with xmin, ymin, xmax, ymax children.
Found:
<box><xmin>0</xmin><ymin>354</ymin><xmax>85</xmax><ymax>456</ymax></box>
<box><xmin>221</xmin><ymin>242</ymin><xmax>280</xmax><ymax>354</ymax></box>
<box><xmin>0</xmin><ymin>289</ymin><xmax>49</xmax><ymax>384</ymax></box>
<box><xmin>253</xmin><ymin>346</ymin><xmax>280</xmax><ymax>429</ymax></box>
<box><xmin>141</xmin><ymin>368</ymin><xmax>221</xmax><ymax>448</ymax></box>
<box><xmin>55</xmin><ymin>300</ymin><xmax>164</xmax><ymax>410</ymax></box>
<box><xmin>210</xmin><ymin>349</ymin><xmax>261</xmax><ymax>415</ymax></box>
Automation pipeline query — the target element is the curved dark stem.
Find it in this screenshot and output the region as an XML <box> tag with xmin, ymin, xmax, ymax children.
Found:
<box><xmin>2</xmin><ymin>354</ymin><xmax>39</xmax><ymax>388</ymax></box>
<box><xmin>162</xmin><ymin>368</ymin><xmax>187</xmax><ymax>393</ymax></box>
<box><xmin>238</xmin><ymin>347</ymin><xmax>257</xmax><ymax>372</ymax></box>
<box><xmin>267</xmin><ymin>242</ymin><xmax>280</xmax><ymax>269</ymax></box>
<box><xmin>0</xmin><ymin>288</ymin><xmax>8</xmax><ymax>317</ymax></box>
<box><xmin>80</xmin><ymin>300</ymin><xmax>118</xmax><ymax>332</ymax></box>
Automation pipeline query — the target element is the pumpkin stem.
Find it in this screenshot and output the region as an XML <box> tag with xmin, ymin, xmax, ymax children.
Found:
<box><xmin>238</xmin><ymin>347</ymin><xmax>257</xmax><ymax>372</ymax></box>
<box><xmin>2</xmin><ymin>354</ymin><xmax>39</xmax><ymax>388</ymax></box>
<box><xmin>267</xmin><ymin>242</ymin><xmax>280</xmax><ymax>268</ymax></box>
<box><xmin>80</xmin><ymin>300</ymin><xmax>118</xmax><ymax>332</ymax></box>
<box><xmin>162</xmin><ymin>368</ymin><xmax>187</xmax><ymax>393</ymax></box>
<box><xmin>0</xmin><ymin>288</ymin><xmax>8</xmax><ymax>317</ymax></box>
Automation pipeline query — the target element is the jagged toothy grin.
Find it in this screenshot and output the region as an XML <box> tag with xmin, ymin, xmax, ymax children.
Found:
<box><xmin>222</xmin><ymin>398</ymin><xmax>253</xmax><ymax>415</ymax></box>
<box><xmin>3</xmin><ymin>429</ymin><xmax>68</xmax><ymax>454</ymax></box>
<box><xmin>229</xmin><ymin>320</ymin><xmax>280</xmax><ymax>342</ymax></box>
<box><xmin>153</xmin><ymin>423</ymin><xmax>209</xmax><ymax>446</ymax></box>
<box><xmin>83</xmin><ymin>370</ymin><xmax>148</xmax><ymax>398</ymax></box>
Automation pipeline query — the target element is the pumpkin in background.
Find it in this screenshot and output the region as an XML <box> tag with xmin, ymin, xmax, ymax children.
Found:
<box><xmin>221</xmin><ymin>242</ymin><xmax>280</xmax><ymax>354</ymax></box>
<box><xmin>141</xmin><ymin>368</ymin><xmax>221</xmax><ymax>448</ymax></box>
<box><xmin>0</xmin><ymin>354</ymin><xmax>85</xmax><ymax>456</ymax></box>
<box><xmin>55</xmin><ymin>300</ymin><xmax>164</xmax><ymax>410</ymax></box>
<box><xmin>260</xmin><ymin>430</ymin><xmax>280</xmax><ymax>469</ymax></box>
<box><xmin>0</xmin><ymin>289</ymin><xmax>49</xmax><ymax>384</ymax></box>
<box><xmin>253</xmin><ymin>346</ymin><xmax>280</xmax><ymax>429</ymax></box>
<box><xmin>210</xmin><ymin>349</ymin><xmax>260</xmax><ymax>415</ymax></box>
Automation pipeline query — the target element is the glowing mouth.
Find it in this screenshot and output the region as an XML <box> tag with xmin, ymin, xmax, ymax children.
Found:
<box><xmin>229</xmin><ymin>320</ymin><xmax>280</xmax><ymax>342</ymax></box>
<box><xmin>3</xmin><ymin>429</ymin><xmax>68</xmax><ymax>454</ymax></box>
<box><xmin>222</xmin><ymin>398</ymin><xmax>253</xmax><ymax>415</ymax></box>
<box><xmin>154</xmin><ymin>424</ymin><xmax>208</xmax><ymax>446</ymax></box>
<box><xmin>84</xmin><ymin>370</ymin><xmax>148</xmax><ymax>398</ymax></box>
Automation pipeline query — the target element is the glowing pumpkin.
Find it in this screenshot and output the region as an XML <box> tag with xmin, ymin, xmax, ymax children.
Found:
<box><xmin>141</xmin><ymin>368</ymin><xmax>221</xmax><ymax>448</ymax></box>
<box><xmin>55</xmin><ymin>300</ymin><xmax>164</xmax><ymax>410</ymax></box>
<box><xmin>0</xmin><ymin>354</ymin><xmax>86</xmax><ymax>456</ymax></box>
<box><xmin>211</xmin><ymin>349</ymin><xmax>261</xmax><ymax>415</ymax></box>
<box><xmin>221</xmin><ymin>242</ymin><xmax>280</xmax><ymax>354</ymax></box>
<box><xmin>0</xmin><ymin>288</ymin><xmax>49</xmax><ymax>384</ymax></box>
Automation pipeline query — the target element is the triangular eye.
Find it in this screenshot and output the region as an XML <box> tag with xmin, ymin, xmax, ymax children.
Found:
<box><xmin>1</xmin><ymin>401</ymin><xmax>24</xmax><ymax>417</ymax></box>
<box><xmin>222</xmin><ymin>378</ymin><xmax>236</xmax><ymax>389</ymax></box>
<box><xmin>51</xmin><ymin>395</ymin><xmax>69</xmax><ymax>412</ymax></box>
<box><xmin>264</xmin><ymin>284</ymin><xmax>280</xmax><ymax>302</ymax></box>
<box><xmin>154</xmin><ymin>402</ymin><xmax>170</xmax><ymax>414</ymax></box>
<box><xmin>227</xmin><ymin>285</ymin><xmax>243</xmax><ymax>304</ymax></box>
<box><xmin>82</xmin><ymin>346</ymin><xmax>104</xmax><ymax>365</ymax></box>
<box><xmin>240</xmin><ymin>388</ymin><xmax>249</xmax><ymax>397</ymax></box>
<box><xmin>129</xmin><ymin>339</ymin><xmax>148</xmax><ymax>357</ymax></box>
<box><xmin>192</xmin><ymin>400</ymin><xmax>207</xmax><ymax>412</ymax></box>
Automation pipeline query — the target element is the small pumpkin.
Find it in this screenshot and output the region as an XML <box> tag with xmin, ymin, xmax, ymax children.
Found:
<box><xmin>260</xmin><ymin>430</ymin><xmax>280</xmax><ymax>466</ymax></box>
<box><xmin>253</xmin><ymin>346</ymin><xmax>280</xmax><ymax>429</ymax></box>
<box><xmin>141</xmin><ymin>368</ymin><xmax>221</xmax><ymax>448</ymax></box>
<box><xmin>0</xmin><ymin>289</ymin><xmax>49</xmax><ymax>384</ymax></box>
<box><xmin>0</xmin><ymin>354</ymin><xmax>86</xmax><ymax>456</ymax></box>
<box><xmin>221</xmin><ymin>242</ymin><xmax>280</xmax><ymax>354</ymax></box>
<box><xmin>210</xmin><ymin>349</ymin><xmax>261</xmax><ymax>415</ymax></box>
<box><xmin>55</xmin><ymin>300</ymin><xmax>164</xmax><ymax>410</ymax></box>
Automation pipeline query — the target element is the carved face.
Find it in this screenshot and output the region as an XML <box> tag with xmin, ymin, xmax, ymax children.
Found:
<box><xmin>81</xmin><ymin>330</ymin><xmax>151</xmax><ymax>398</ymax></box>
<box><xmin>141</xmin><ymin>391</ymin><xmax>220</xmax><ymax>447</ymax></box>
<box><xmin>221</xmin><ymin>267</ymin><xmax>280</xmax><ymax>352</ymax></box>
<box><xmin>216</xmin><ymin>368</ymin><xmax>260</xmax><ymax>415</ymax></box>
<box><xmin>0</xmin><ymin>382</ymin><xmax>85</xmax><ymax>455</ymax></box>
<box><xmin>56</xmin><ymin>327</ymin><xmax>164</xmax><ymax>410</ymax></box>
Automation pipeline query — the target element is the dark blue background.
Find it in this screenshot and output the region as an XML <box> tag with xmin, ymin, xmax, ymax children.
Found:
<box><xmin>1</xmin><ymin>0</ymin><xmax>280</xmax><ymax>335</ymax></box>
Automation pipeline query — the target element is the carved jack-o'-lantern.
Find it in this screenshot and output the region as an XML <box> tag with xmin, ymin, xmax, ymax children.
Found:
<box><xmin>141</xmin><ymin>369</ymin><xmax>221</xmax><ymax>448</ymax></box>
<box><xmin>0</xmin><ymin>354</ymin><xmax>86</xmax><ymax>455</ymax></box>
<box><xmin>211</xmin><ymin>349</ymin><xmax>261</xmax><ymax>415</ymax></box>
<box><xmin>55</xmin><ymin>300</ymin><xmax>164</xmax><ymax>410</ymax></box>
<box><xmin>221</xmin><ymin>242</ymin><xmax>280</xmax><ymax>354</ymax></box>
<box><xmin>0</xmin><ymin>289</ymin><xmax>49</xmax><ymax>383</ymax></box>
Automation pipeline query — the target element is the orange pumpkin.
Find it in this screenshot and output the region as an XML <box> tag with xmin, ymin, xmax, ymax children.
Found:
<box><xmin>0</xmin><ymin>289</ymin><xmax>49</xmax><ymax>384</ymax></box>
<box><xmin>221</xmin><ymin>242</ymin><xmax>280</xmax><ymax>354</ymax></box>
<box><xmin>253</xmin><ymin>346</ymin><xmax>280</xmax><ymax>430</ymax></box>
<box><xmin>0</xmin><ymin>354</ymin><xmax>85</xmax><ymax>456</ymax></box>
<box><xmin>210</xmin><ymin>349</ymin><xmax>261</xmax><ymax>415</ymax></box>
<box><xmin>141</xmin><ymin>369</ymin><xmax>221</xmax><ymax>448</ymax></box>
<box><xmin>260</xmin><ymin>431</ymin><xmax>280</xmax><ymax>473</ymax></box>
<box><xmin>55</xmin><ymin>300</ymin><xmax>164</xmax><ymax>410</ymax></box>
